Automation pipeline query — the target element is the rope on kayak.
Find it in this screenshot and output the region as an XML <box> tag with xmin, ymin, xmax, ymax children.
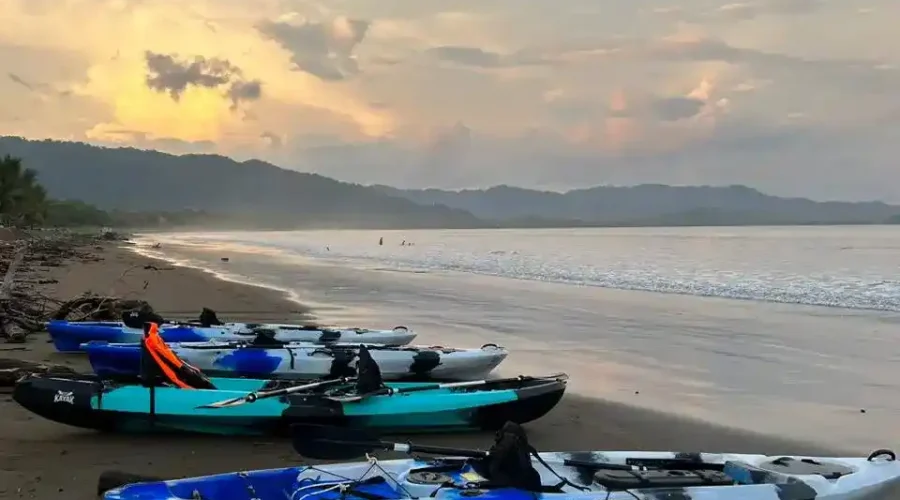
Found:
<box><xmin>293</xmin><ymin>482</ymin><xmax>347</xmax><ymax>500</ymax></box>
<box><xmin>292</xmin><ymin>455</ymin><xmax>415</xmax><ymax>500</ymax></box>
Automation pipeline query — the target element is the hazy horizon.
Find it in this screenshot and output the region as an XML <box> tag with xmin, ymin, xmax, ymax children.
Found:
<box><xmin>3</xmin><ymin>1</ymin><xmax>899</xmax><ymax>202</ymax></box>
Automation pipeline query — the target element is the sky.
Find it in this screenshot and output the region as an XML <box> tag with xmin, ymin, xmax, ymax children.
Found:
<box><xmin>2</xmin><ymin>0</ymin><xmax>899</xmax><ymax>202</ymax></box>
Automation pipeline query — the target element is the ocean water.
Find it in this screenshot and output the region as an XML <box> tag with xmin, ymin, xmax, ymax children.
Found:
<box><xmin>138</xmin><ymin>226</ymin><xmax>900</xmax><ymax>312</ymax></box>
<box><xmin>132</xmin><ymin>226</ymin><xmax>900</xmax><ymax>451</ymax></box>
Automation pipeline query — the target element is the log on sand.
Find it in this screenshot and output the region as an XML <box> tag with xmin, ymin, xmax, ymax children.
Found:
<box><xmin>0</xmin><ymin>357</ymin><xmax>78</xmax><ymax>387</ymax></box>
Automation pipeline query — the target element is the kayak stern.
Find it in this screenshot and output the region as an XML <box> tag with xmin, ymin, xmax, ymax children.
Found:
<box><xmin>12</xmin><ymin>374</ymin><xmax>116</xmax><ymax>431</ymax></box>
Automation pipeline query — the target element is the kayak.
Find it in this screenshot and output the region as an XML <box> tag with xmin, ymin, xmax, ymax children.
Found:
<box><xmin>82</xmin><ymin>340</ymin><xmax>509</xmax><ymax>381</ymax></box>
<box><xmin>103</xmin><ymin>452</ymin><xmax>900</xmax><ymax>500</ymax></box>
<box><xmin>101</xmin><ymin>421</ymin><xmax>900</xmax><ymax>500</ymax></box>
<box><xmin>47</xmin><ymin>320</ymin><xmax>417</xmax><ymax>353</ymax></box>
<box><xmin>12</xmin><ymin>373</ymin><xmax>567</xmax><ymax>436</ymax></box>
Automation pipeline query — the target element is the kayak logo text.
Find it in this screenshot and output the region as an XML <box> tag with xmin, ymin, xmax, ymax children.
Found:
<box><xmin>53</xmin><ymin>390</ymin><xmax>75</xmax><ymax>404</ymax></box>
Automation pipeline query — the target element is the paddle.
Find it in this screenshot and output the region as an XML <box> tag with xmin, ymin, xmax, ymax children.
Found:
<box><xmin>328</xmin><ymin>373</ymin><xmax>567</xmax><ymax>403</ymax></box>
<box><xmin>289</xmin><ymin>424</ymin><xmax>644</xmax><ymax>473</ymax></box>
<box><xmin>197</xmin><ymin>376</ymin><xmax>356</xmax><ymax>409</ymax></box>
<box><xmin>291</xmin><ymin>423</ymin><xmax>490</xmax><ymax>460</ymax></box>
<box><xmin>290</xmin><ymin>424</ymin><xmax>719</xmax><ymax>475</ymax></box>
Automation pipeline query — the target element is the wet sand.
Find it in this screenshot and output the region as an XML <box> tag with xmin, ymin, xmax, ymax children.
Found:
<box><xmin>0</xmin><ymin>244</ymin><xmax>845</xmax><ymax>500</ymax></box>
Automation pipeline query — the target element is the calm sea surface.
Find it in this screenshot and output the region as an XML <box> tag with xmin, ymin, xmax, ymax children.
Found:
<box><xmin>141</xmin><ymin>226</ymin><xmax>900</xmax><ymax>311</ymax></box>
<box><xmin>134</xmin><ymin>226</ymin><xmax>900</xmax><ymax>451</ymax></box>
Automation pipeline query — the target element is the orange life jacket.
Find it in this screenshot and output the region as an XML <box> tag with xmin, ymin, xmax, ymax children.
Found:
<box><xmin>143</xmin><ymin>323</ymin><xmax>215</xmax><ymax>390</ymax></box>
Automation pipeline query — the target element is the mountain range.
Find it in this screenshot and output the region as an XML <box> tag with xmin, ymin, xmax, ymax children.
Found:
<box><xmin>2</xmin><ymin>136</ymin><xmax>899</xmax><ymax>229</ymax></box>
<box><xmin>373</xmin><ymin>185</ymin><xmax>900</xmax><ymax>226</ymax></box>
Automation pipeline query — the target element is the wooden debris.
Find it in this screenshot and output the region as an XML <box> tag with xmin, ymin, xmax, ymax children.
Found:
<box><xmin>0</xmin><ymin>357</ymin><xmax>77</xmax><ymax>387</ymax></box>
<box><xmin>50</xmin><ymin>295</ymin><xmax>155</xmax><ymax>322</ymax></box>
<box><xmin>0</xmin><ymin>229</ymin><xmax>132</xmax><ymax>342</ymax></box>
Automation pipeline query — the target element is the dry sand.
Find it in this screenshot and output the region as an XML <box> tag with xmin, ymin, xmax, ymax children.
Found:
<box><xmin>0</xmin><ymin>243</ymin><xmax>844</xmax><ymax>500</ymax></box>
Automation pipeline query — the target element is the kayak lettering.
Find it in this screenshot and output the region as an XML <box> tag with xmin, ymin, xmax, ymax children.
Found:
<box><xmin>53</xmin><ymin>390</ymin><xmax>75</xmax><ymax>404</ymax></box>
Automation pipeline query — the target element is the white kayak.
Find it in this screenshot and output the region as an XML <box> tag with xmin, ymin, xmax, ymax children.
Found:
<box><xmin>104</xmin><ymin>447</ymin><xmax>900</xmax><ymax>500</ymax></box>
<box><xmin>84</xmin><ymin>340</ymin><xmax>509</xmax><ymax>381</ymax></box>
<box><xmin>286</xmin><ymin>449</ymin><xmax>900</xmax><ymax>500</ymax></box>
<box><xmin>49</xmin><ymin>319</ymin><xmax>417</xmax><ymax>352</ymax></box>
<box><xmin>176</xmin><ymin>322</ymin><xmax>419</xmax><ymax>345</ymax></box>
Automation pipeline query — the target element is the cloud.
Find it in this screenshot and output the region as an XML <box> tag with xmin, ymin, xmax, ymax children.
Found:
<box><xmin>144</xmin><ymin>51</ymin><xmax>263</xmax><ymax>108</ymax></box>
<box><xmin>2</xmin><ymin>0</ymin><xmax>900</xmax><ymax>201</ymax></box>
<box><xmin>226</xmin><ymin>80</ymin><xmax>263</xmax><ymax>108</ymax></box>
<box><xmin>257</xmin><ymin>16</ymin><xmax>370</xmax><ymax>81</ymax></box>
<box><xmin>651</xmin><ymin>97</ymin><xmax>706</xmax><ymax>121</ymax></box>
<box><xmin>714</xmin><ymin>0</ymin><xmax>824</xmax><ymax>19</ymax></box>
<box><xmin>425</xmin><ymin>46</ymin><xmax>553</xmax><ymax>68</ymax></box>
<box><xmin>8</xmin><ymin>72</ymin><xmax>36</xmax><ymax>91</ymax></box>
<box><xmin>260</xmin><ymin>131</ymin><xmax>282</xmax><ymax>148</ymax></box>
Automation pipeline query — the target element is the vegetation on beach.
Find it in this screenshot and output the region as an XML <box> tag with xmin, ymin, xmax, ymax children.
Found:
<box><xmin>0</xmin><ymin>155</ymin><xmax>49</xmax><ymax>227</ymax></box>
<box><xmin>0</xmin><ymin>154</ymin><xmax>213</xmax><ymax>229</ymax></box>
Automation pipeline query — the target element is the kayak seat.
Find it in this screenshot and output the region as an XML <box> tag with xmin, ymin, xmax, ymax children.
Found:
<box><xmin>355</xmin><ymin>345</ymin><xmax>386</xmax><ymax>394</ymax></box>
<box><xmin>250</xmin><ymin>329</ymin><xmax>288</xmax><ymax>347</ymax></box>
<box><xmin>319</xmin><ymin>329</ymin><xmax>343</xmax><ymax>343</ymax></box>
<box><xmin>140</xmin><ymin>323</ymin><xmax>216</xmax><ymax>390</ymax></box>
<box><xmin>327</xmin><ymin>348</ymin><xmax>358</xmax><ymax>379</ymax></box>
<box><xmin>198</xmin><ymin>307</ymin><xmax>224</xmax><ymax>327</ymax></box>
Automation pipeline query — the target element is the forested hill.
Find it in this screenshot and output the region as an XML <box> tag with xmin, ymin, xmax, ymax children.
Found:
<box><xmin>3</xmin><ymin>135</ymin><xmax>900</xmax><ymax>229</ymax></box>
<box><xmin>373</xmin><ymin>184</ymin><xmax>900</xmax><ymax>226</ymax></box>
<box><xmin>0</xmin><ymin>137</ymin><xmax>484</xmax><ymax>229</ymax></box>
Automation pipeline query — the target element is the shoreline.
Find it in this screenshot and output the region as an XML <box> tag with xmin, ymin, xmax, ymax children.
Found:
<box><xmin>129</xmin><ymin>229</ymin><xmax>900</xmax><ymax>315</ymax></box>
<box><xmin>0</xmin><ymin>240</ymin><xmax>854</xmax><ymax>500</ymax></box>
<box><xmin>124</xmin><ymin>240</ymin><xmax>313</xmax><ymax>314</ymax></box>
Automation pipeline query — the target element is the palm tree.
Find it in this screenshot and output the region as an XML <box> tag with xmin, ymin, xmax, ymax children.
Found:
<box><xmin>0</xmin><ymin>155</ymin><xmax>48</xmax><ymax>227</ymax></box>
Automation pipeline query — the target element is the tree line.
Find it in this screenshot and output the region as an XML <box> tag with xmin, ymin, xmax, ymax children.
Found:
<box><xmin>0</xmin><ymin>155</ymin><xmax>212</xmax><ymax>229</ymax></box>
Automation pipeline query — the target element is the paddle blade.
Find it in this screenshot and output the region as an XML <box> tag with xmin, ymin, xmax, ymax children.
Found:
<box><xmin>195</xmin><ymin>396</ymin><xmax>245</xmax><ymax>409</ymax></box>
<box><xmin>291</xmin><ymin>424</ymin><xmax>384</xmax><ymax>460</ymax></box>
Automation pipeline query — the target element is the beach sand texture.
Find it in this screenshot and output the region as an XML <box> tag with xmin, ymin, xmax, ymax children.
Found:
<box><xmin>0</xmin><ymin>243</ymin><xmax>853</xmax><ymax>500</ymax></box>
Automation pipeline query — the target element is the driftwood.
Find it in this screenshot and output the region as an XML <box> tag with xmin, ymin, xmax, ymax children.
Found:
<box><xmin>50</xmin><ymin>295</ymin><xmax>154</xmax><ymax>322</ymax></box>
<box><xmin>0</xmin><ymin>357</ymin><xmax>78</xmax><ymax>387</ymax></box>
<box><xmin>0</xmin><ymin>244</ymin><xmax>28</xmax><ymax>341</ymax></box>
<box><xmin>0</xmin><ymin>230</ymin><xmax>133</xmax><ymax>342</ymax></box>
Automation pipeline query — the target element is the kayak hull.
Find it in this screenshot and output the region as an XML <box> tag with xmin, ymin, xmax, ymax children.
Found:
<box><xmin>47</xmin><ymin>320</ymin><xmax>417</xmax><ymax>352</ymax></box>
<box><xmin>82</xmin><ymin>341</ymin><xmax>509</xmax><ymax>381</ymax></box>
<box><xmin>104</xmin><ymin>449</ymin><xmax>900</xmax><ymax>500</ymax></box>
<box><xmin>13</xmin><ymin>374</ymin><xmax>566</xmax><ymax>436</ymax></box>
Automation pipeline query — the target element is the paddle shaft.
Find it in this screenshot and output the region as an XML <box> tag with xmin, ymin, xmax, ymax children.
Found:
<box><xmin>372</xmin><ymin>443</ymin><xmax>661</xmax><ymax>471</ymax></box>
<box><xmin>364</xmin><ymin>440</ymin><xmax>489</xmax><ymax>458</ymax></box>
<box><xmin>377</xmin><ymin>373</ymin><xmax>565</xmax><ymax>396</ymax></box>
<box><xmin>200</xmin><ymin>376</ymin><xmax>358</xmax><ymax>409</ymax></box>
<box><xmin>310</xmin><ymin>436</ymin><xmax>652</xmax><ymax>471</ymax></box>
<box><xmin>246</xmin><ymin>376</ymin><xmax>355</xmax><ymax>402</ymax></box>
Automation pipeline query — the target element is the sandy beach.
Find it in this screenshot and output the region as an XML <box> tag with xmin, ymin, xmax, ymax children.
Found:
<box><xmin>0</xmin><ymin>241</ymin><xmax>846</xmax><ymax>500</ymax></box>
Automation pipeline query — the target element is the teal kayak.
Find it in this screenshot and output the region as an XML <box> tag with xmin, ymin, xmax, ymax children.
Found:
<box><xmin>12</xmin><ymin>373</ymin><xmax>567</xmax><ymax>436</ymax></box>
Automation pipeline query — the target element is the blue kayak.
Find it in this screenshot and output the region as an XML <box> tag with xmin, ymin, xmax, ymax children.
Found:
<box><xmin>101</xmin><ymin>423</ymin><xmax>900</xmax><ymax>500</ymax></box>
<box><xmin>47</xmin><ymin>320</ymin><xmax>417</xmax><ymax>353</ymax></box>
<box><xmin>80</xmin><ymin>340</ymin><xmax>509</xmax><ymax>381</ymax></box>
